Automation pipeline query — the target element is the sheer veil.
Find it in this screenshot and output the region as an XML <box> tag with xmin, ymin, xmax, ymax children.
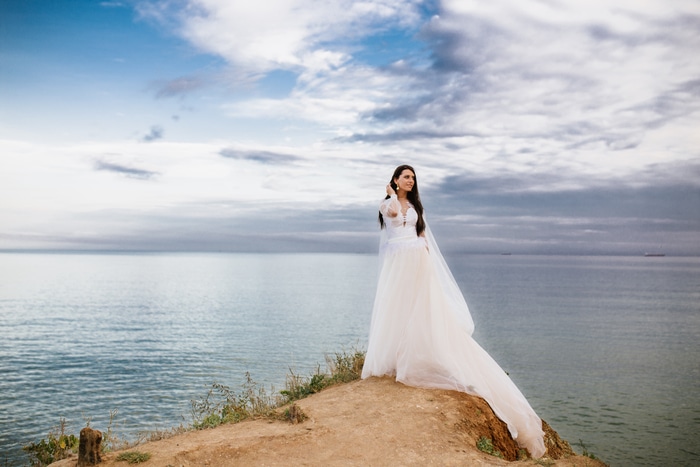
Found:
<box><xmin>423</xmin><ymin>221</ymin><xmax>475</xmax><ymax>335</ymax></box>
<box><xmin>378</xmin><ymin>218</ymin><xmax>475</xmax><ymax>336</ymax></box>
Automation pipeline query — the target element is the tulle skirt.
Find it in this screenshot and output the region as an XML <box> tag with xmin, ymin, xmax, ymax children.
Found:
<box><xmin>362</xmin><ymin>241</ymin><xmax>546</xmax><ymax>458</ymax></box>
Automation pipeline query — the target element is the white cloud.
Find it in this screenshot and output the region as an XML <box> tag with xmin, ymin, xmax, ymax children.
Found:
<box><xmin>145</xmin><ymin>0</ymin><xmax>425</xmax><ymax>75</ymax></box>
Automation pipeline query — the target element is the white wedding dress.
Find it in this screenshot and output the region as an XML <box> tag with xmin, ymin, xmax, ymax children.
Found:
<box><xmin>362</xmin><ymin>195</ymin><xmax>546</xmax><ymax>458</ymax></box>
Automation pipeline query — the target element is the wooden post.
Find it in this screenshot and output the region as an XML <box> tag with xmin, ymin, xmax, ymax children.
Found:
<box><xmin>78</xmin><ymin>427</ymin><xmax>102</xmax><ymax>466</ymax></box>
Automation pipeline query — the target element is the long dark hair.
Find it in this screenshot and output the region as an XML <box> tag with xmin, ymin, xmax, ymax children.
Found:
<box><xmin>378</xmin><ymin>164</ymin><xmax>425</xmax><ymax>236</ymax></box>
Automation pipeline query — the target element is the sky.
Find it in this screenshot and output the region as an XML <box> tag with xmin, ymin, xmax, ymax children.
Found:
<box><xmin>1</xmin><ymin>0</ymin><xmax>699</xmax><ymax>255</ymax></box>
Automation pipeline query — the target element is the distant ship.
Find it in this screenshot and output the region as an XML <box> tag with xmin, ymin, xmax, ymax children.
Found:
<box><xmin>644</xmin><ymin>253</ymin><xmax>666</xmax><ymax>257</ymax></box>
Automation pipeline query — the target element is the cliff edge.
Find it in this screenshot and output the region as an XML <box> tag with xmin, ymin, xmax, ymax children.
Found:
<box><xmin>50</xmin><ymin>377</ymin><xmax>606</xmax><ymax>466</ymax></box>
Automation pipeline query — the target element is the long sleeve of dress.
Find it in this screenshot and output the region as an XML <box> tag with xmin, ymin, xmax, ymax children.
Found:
<box><xmin>379</xmin><ymin>195</ymin><xmax>401</xmax><ymax>218</ymax></box>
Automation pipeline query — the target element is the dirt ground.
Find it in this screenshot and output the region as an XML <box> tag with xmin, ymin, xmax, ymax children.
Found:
<box><xmin>50</xmin><ymin>377</ymin><xmax>608</xmax><ymax>466</ymax></box>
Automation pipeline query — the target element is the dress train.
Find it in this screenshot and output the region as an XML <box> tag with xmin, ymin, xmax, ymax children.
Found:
<box><xmin>362</xmin><ymin>203</ymin><xmax>545</xmax><ymax>458</ymax></box>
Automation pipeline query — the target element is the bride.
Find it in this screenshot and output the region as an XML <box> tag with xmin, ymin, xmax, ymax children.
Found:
<box><xmin>361</xmin><ymin>164</ymin><xmax>546</xmax><ymax>458</ymax></box>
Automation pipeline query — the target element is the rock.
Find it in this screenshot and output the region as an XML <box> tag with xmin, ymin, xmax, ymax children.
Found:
<box><xmin>77</xmin><ymin>427</ymin><xmax>102</xmax><ymax>466</ymax></box>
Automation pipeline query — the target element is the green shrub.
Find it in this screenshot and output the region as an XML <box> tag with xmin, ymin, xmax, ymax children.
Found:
<box><xmin>282</xmin><ymin>403</ymin><xmax>307</xmax><ymax>424</ymax></box>
<box><xmin>191</xmin><ymin>373</ymin><xmax>279</xmax><ymax>429</ymax></box>
<box><xmin>191</xmin><ymin>348</ymin><xmax>366</xmax><ymax>429</ymax></box>
<box><xmin>280</xmin><ymin>349</ymin><xmax>366</xmax><ymax>402</ymax></box>
<box><xmin>576</xmin><ymin>439</ymin><xmax>604</xmax><ymax>461</ymax></box>
<box><xmin>476</xmin><ymin>436</ymin><xmax>503</xmax><ymax>458</ymax></box>
<box><xmin>22</xmin><ymin>419</ymin><xmax>78</xmax><ymax>466</ymax></box>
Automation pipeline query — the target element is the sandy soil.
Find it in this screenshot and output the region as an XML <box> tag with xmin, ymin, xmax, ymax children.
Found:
<box><xmin>51</xmin><ymin>377</ymin><xmax>607</xmax><ymax>466</ymax></box>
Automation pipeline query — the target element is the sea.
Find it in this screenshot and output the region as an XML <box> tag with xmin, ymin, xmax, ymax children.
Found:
<box><xmin>0</xmin><ymin>252</ymin><xmax>698</xmax><ymax>466</ymax></box>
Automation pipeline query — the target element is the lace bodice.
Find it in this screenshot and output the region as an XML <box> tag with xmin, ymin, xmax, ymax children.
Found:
<box><xmin>379</xmin><ymin>195</ymin><xmax>420</xmax><ymax>242</ymax></box>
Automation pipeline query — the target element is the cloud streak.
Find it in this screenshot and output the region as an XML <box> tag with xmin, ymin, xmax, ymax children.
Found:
<box><xmin>94</xmin><ymin>160</ymin><xmax>159</xmax><ymax>180</ymax></box>
<box><xmin>141</xmin><ymin>125</ymin><xmax>164</xmax><ymax>142</ymax></box>
<box><xmin>219</xmin><ymin>148</ymin><xmax>301</xmax><ymax>164</ymax></box>
<box><xmin>154</xmin><ymin>76</ymin><xmax>208</xmax><ymax>98</ymax></box>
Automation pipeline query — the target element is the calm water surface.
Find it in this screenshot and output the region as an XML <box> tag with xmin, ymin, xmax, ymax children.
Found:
<box><xmin>0</xmin><ymin>253</ymin><xmax>698</xmax><ymax>466</ymax></box>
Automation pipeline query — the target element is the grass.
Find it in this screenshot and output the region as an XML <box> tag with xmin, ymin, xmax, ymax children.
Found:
<box><xmin>23</xmin><ymin>348</ymin><xmax>365</xmax><ymax>466</ymax></box>
<box><xmin>576</xmin><ymin>439</ymin><xmax>609</xmax><ymax>465</ymax></box>
<box><xmin>190</xmin><ymin>348</ymin><xmax>365</xmax><ymax>429</ymax></box>
<box><xmin>115</xmin><ymin>451</ymin><xmax>151</xmax><ymax>464</ymax></box>
<box><xmin>190</xmin><ymin>374</ymin><xmax>279</xmax><ymax>429</ymax></box>
<box><xmin>476</xmin><ymin>436</ymin><xmax>503</xmax><ymax>459</ymax></box>
<box><xmin>533</xmin><ymin>458</ymin><xmax>555</xmax><ymax>466</ymax></box>
<box><xmin>102</xmin><ymin>408</ymin><xmax>129</xmax><ymax>452</ymax></box>
<box><xmin>280</xmin><ymin>349</ymin><xmax>364</xmax><ymax>400</ymax></box>
<box><xmin>135</xmin><ymin>425</ymin><xmax>188</xmax><ymax>444</ymax></box>
<box><xmin>282</xmin><ymin>403</ymin><xmax>307</xmax><ymax>424</ymax></box>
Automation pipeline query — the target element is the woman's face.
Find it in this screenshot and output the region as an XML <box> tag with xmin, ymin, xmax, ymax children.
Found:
<box><xmin>394</xmin><ymin>169</ymin><xmax>415</xmax><ymax>193</ymax></box>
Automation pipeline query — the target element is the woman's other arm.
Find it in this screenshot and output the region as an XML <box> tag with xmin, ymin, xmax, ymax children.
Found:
<box><xmin>380</xmin><ymin>184</ymin><xmax>400</xmax><ymax>217</ymax></box>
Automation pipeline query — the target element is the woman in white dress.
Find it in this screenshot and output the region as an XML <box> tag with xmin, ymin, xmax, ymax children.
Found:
<box><xmin>361</xmin><ymin>165</ymin><xmax>546</xmax><ymax>458</ymax></box>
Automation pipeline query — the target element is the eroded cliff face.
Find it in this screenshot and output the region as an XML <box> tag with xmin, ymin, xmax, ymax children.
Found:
<box><xmin>50</xmin><ymin>377</ymin><xmax>606</xmax><ymax>467</ymax></box>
